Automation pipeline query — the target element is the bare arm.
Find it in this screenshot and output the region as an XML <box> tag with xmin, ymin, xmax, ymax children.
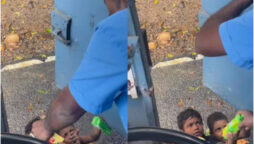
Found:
<box><xmin>237</xmin><ymin>110</ymin><xmax>253</xmax><ymax>130</ymax></box>
<box><xmin>195</xmin><ymin>0</ymin><xmax>253</xmax><ymax>56</ymax></box>
<box><xmin>32</xmin><ymin>86</ymin><xmax>86</xmax><ymax>141</ymax></box>
<box><xmin>79</xmin><ymin>127</ymin><xmax>101</xmax><ymax>144</ymax></box>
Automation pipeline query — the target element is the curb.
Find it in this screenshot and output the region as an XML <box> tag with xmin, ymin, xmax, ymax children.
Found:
<box><xmin>152</xmin><ymin>54</ymin><xmax>204</xmax><ymax>69</ymax></box>
<box><xmin>1</xmin><ymin>54</ymin><xmax>204</xmax><ymax>71</ymax></box>
<box><xmin>1</xmin><ymin>56</ymin><xmax>56</xmax><ymax>72</ymax></box>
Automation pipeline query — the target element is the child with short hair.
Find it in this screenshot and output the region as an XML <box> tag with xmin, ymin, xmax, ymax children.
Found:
<box><xmin>207</xmin><ymin>112</ymin><xmax>228</xmax><ymax>144</ymax></box>
<box><xmin>25</xmin><ymin>116</ymin><xmax>101</xmax><ymax>144</ymax></box>
<box><xmin>177</xmin><ymin>108</ymin><xmax>208</xmax><ymax>141</ymax></box>
<box><xmin>58</xmin><ymin>125</ymin><xmax>100</xmax><ymax>144</ymax></box>
<box><xmin>207</xmin><ymin>112</ymin><xmax>250</xmax><ymax>144</ymax></box>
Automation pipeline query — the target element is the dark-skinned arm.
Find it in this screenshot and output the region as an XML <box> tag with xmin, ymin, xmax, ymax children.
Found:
<box><xmin>195</xmin><ymin>0</ymin><xmax>253</xmax><ymax>56</ymax></box>
<box><xmin>79</xmin><ymin>127</ymin><xmax>101</xmax><ymax>144</ymax></box>
<box><xmin>32</xmin><ymin>86</ymin><xmax>86</xmax><ymax>141</ymax></box>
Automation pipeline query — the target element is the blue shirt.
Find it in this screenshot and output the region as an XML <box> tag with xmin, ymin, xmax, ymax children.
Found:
<box><xmin>69</xmin><ymin>9</ymin><xmax>128</xmax><ymax>131</ymax></box>
<box><xmin>219</xmin><ymin>10</ymin><xmax>253</xmax><ymax>69</ymax></box>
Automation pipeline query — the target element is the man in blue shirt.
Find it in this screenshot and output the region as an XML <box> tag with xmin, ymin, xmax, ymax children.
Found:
<box><xmin>31</xmin><ymin>0</ymin><xmax>128</xmax><ymax>141</ymax></box>
<box><xmin>195</xmin><ymin>0</ymin><xmax>253</xmax><ymax>140</ymax></box>
<box><xmin>195</xmin><ymin>0</ymin><xmax>253</xmax><ymax>69</ymax></box>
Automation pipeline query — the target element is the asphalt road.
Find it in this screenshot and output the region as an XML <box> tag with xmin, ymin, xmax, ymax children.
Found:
<box><xmin>2</xmin><ymin>61</ymin><xmax>125</xmax><ymax>144</ymax></box>
<box><xmin>151</xmin><ymin>60</ymin><xmax>236</xmax><ymax>130</ymax></box>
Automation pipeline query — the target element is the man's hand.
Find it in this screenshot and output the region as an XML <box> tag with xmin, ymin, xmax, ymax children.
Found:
<box><xmin>31</xmin><ymin>87</ymin><xmax>85</xmax><ymax>141</ymax></box>
<box><xmin>31</xmin><ymin>119</ymin><xmax>53</xmax><ymax>141</ymax></box>
<box><xmin>237</xmin><ymin>110</ymin><xmax>253</xmax><ymax>130</ymax></box>
<box><xmin>80</xmin><ymin>127</ymin><xmax>101</xmax><ymax>143</ymax></box>
<box><xmin>226</xmin><ymin>133</ymin><xmax>237</xmax><ymax>144</ymax></box>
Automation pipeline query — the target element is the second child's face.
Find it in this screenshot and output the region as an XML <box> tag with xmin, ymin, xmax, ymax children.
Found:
<box><xmin>183</xmin><ymin>117</ymin><xmax>204</xmax><ymax>137</ymax></box>
<box><xmin>212</xmin><ymin>119</ymin><xmax>227</xmax><ymax>141</ymax></box>
<box><xmin>59</xmin><ymin>126</ymin><xmax>75</xmax><ymax>137</ymax></box>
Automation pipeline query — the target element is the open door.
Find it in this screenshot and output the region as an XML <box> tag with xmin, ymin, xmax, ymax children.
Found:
<box><xmin>128</xmin><ymin>0</ymin><xmax>160</xmax><ymax>130</ymax></box>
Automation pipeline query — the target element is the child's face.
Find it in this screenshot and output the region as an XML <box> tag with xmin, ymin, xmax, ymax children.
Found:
<box><xmin>59</xmin><ymin>126</ymin><xmax>75</xmax><ymax>137</ymax></box>
<box><xmin>183</xmin><ymin>117</ymin><xmax>204</xmax><ymax>137</ymax></box>
<box><xmin>59</xmin><ymin>126</ymin><xmax>81</xmax><ymax>144</ymax></box>
<box><xmin>212</xmin><ymin>119</ymin><xmax>227</xmax><ymax>141</ymax></box>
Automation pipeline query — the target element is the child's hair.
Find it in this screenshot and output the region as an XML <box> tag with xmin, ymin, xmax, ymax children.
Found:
<box><xmin>177</xmin><ymin>108</ymin><xmax>203</xmax><ymax>130</ymax></box>
<box><xmin>25</xmin><ymin>116</ymin><xmax>41</xmax><ymax>135</ymax></box>
<box><xmin>207</xmin><ymin>112</ymin><xmax>228</xmax><ymax>134</ymax></box>
<box><xmin>25</xmin><ymin>116</ymin><xmax>74</xmax><ymax>135</ymax></box>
